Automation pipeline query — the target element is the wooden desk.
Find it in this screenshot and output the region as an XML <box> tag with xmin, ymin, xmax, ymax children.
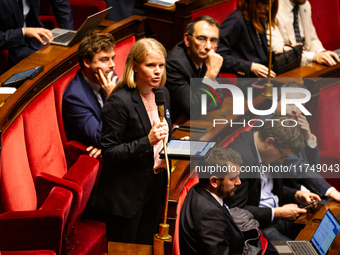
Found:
<box><xmin>296</xmin><ymin>201</ymin><xmax>340</xmax><ymax>255</ymax></box>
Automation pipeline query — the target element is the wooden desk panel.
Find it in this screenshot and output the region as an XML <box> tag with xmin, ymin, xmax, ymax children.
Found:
<box><xmin>296</xmin><ymin>201</ymin><xmax>340</xmax><ymax>255</ymax></box>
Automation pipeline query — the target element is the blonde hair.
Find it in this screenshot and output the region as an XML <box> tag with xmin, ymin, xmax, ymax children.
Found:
<box><xmin>115</xmin><ymin>38</ymin><xmax>167</xmax><ymax>92</ymax></box>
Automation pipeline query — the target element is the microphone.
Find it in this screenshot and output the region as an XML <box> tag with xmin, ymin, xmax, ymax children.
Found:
<box><xmin>154</xmin><ymin>90</ymin><xmax>172</xmax><ymax>241</ymax></box>
<box><xmin>155</xmin><ymin>90</ymin><xmax>165</xmax><ymax>122</ymax></box>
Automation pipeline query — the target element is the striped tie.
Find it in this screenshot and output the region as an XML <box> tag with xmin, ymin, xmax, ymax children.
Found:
<box><xmin>293</xmin><ymin>5</ymin><xmax>303</xmax><ymax>44</ymax></box>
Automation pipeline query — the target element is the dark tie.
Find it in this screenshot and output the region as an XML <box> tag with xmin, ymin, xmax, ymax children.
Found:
<box><xmin>221</xmin><ymin>204</ymin><xmax>230</xmax><ymax>214</ymax></box>
<box><xmin>293</xmin><ymin>5</ymin><xmax>303</xmax><ymax>44</ymax></box>
<box><xmin>197</xmin><ymin>67</ymin><xmax>202</xmax><ymax>77</ymax></box>
<box><xmin>18</xmin><ymin>0</ymin><xmax>24</xmax><ymax>19</ymax></box>
<box><xmin>99</xmin><ymin>88</ymin><xmax>106</xmax><ymax>106</ymax></box>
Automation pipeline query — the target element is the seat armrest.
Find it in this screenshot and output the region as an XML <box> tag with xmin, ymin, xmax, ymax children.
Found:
<box><xmin>65</xmin><ymin>140</ymin><xmax>103</xmax><ymax>169</ymax></box>
<box><xmin>0</xmin><ymin>187</ymin><xmax>72</xmax><ymax>254</ymax></box>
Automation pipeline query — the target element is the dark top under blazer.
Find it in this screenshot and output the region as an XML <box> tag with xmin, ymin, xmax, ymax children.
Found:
<box><xmin>165</xmin><ymin>41</ymin><xmax>223</xmax><ymax>122</ymax></box>
<box><xmin>63</xmin><ymin>70</ymin><xmax>105</xmax><ymax>148</ymax></box>
<box><xmin>180</xmin><ymin>184</ymin><xmax>244</xmax><ymax>255</ymax></box>
<box><xmin>92</xmin><ymin>85</ymin><xmax>172</xmax><ymax>218</ymax></box>
<box><xmin>225</xmin><ymin>131</ymin><xmax>298</xmax><ymax>227</ymax></box>
<box><xmin>0</xmin><ymin>0</ymin><xmax>73</xmax><ymax>65</ymax></box>
<box><xmin>217</xmin><ymin>9</ymin><xmax>269</xmax><ymax>77</ymax></box>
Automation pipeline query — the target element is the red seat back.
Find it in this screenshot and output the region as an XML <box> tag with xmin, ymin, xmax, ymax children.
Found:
<box><xmin>53</xmin><ymin>66</ymin><xmax>80</xmax><ymax>149</ymax></box>
<box><xmin>22</xmin><ymin>86</ymin><xmax>67</xmax><ymax>180</ymax></box>
<box><xmin>68</xmin><ymin>0</ymin><xmax>107</xmax><ymax>30</ymax></box>
<box><xmin>114</xmin><ymin>36</ymin><xmax>136</xmax><ymax>77</ymax></box>
<box><xmin>191</xmin><ymin>0</ymin><xmax>238</xmax><ymax>24</ymax></box>
<box><xmin>0</xmin><ymin>115</ymin><xmax>37</xmax><ymax>213</ymax></box>
<box><xmin>309</xmin><ymin>0</ymin><xmax>340</xmax><ymax>50</ymax></box>
<box><xmin>312</xmin><ymin>83</ymin><xmax>340</xmax><ymax>153</ymax></box>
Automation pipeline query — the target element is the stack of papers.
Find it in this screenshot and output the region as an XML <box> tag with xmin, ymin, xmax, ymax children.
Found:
<box><xmin>148</xmin><ymin>0</ymin><xmax>178</xmax><ymax>6</ymax></box>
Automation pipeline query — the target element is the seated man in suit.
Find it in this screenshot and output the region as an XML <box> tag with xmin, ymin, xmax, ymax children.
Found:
<box><xmin>271</xmin><ymin>0</ymin><xmax>339</xmax><ymax>67</ymax></box>
<box><xmin>165</xmin><ymin>16</ymin><xmax>224</xmax><ymax>124</ymax></box>
<box><xmin>253</xmin><ymin>81</ymin><xmax>340</xmax><ymax>202</ymax></box>
<box><xmin>63</xmin><ymin>32</ymin><xmax>118</xmax><ymax>158</ymax></box>
<box><xmin>0</xmin><ymin>0</ymin><xmax>74</xmax><ymax>68</ymax></box>
<box><xmin>225</xmin><ymin>116</ymin><xmax>321</xmax><ymax>255</ymax></box>
<box><xmin>180</xmin><ymin>146</ymin><xmax>244</xmax><ymax>255</ymax></box>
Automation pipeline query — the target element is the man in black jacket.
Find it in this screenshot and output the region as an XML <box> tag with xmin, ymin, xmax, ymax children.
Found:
<box><xmin>180</xmin><ymin>146</ymin><xmax>244</xmax><ymax>255</ymax></box>
<box><xmin>225</xmin><ymin>116</ymin><xmax>321</xmax><ymax>255</ymax></box>
<box><xmin>165</xmin><ymin>16</ymin><xmax>224</xmax><ymax>123</ymax></box>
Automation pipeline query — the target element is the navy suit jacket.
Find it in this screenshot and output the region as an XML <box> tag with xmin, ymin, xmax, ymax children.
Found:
<box><xmin>62</xmin><ymin>70</ymin><xmax>104</xmax><ymax>148</ymax></box>
<box><xmin>92</xmin><ymin>85</ymin><xmax>172</xmax><ymax>218</ymax></box>
<box><xmin>180</xmin><ymin>183</ymin><xmax>244</xmax><ymax>255</ymax></box>
<box><xmin>165</xmin><ymin>41</ymin><xmax>224</xmax><ymax>123</ymax></box>
<box><xmin>225</xmin><ymin>131</ymin><xmax>298</xmax><ymax>227</ymax></box>
<box><xmin>217</xmin><ymin>9</ymin><xmax>269</xmax><ymax>77</ymax></box>
<box><xmin>0</xmin><ymin>0</ymin><xmax>73</xmax><ymax>66</ymax></box>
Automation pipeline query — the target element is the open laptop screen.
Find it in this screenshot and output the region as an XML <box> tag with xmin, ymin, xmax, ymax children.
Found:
<box><xmin>311</xmin><ymin>209</ymin><xmax>340</xmax><ymax>255</ymax></box>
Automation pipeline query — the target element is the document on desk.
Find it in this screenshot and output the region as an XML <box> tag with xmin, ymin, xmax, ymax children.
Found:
<box><xmin>148</xmin><ymin>0</ymin><xmax>178</xmax><ymax>6</ymax></box>
<box><xmin>159</xmin><ymin>140</ymin><xmax>216</xmax><ymax>161</ymax></box>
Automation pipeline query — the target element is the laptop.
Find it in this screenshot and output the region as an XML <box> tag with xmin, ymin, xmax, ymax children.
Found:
<box><xmin>272</xmin><ymin>209</ymin><xmax>340</xmax><ymax>255</ymax></box>
<box><xmin>50</xmin><ymin>7</ymin><xmax>112</xmax><ymax>46</ymax></box>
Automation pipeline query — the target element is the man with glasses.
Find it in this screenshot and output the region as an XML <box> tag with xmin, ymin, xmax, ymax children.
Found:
<box><xmin>225</xmin><ymin>116</ymin><xmax>321</xmax><ymax>255</ymax></box>
<box><xmin>165</xmin><ymin>16</ymin><xmax>224</xmax><ymax>124</ymax></box>
<box><xmin>252</xmin><ymin>81</ymin><xmax>340</xmax><ymax>203</ymax></box>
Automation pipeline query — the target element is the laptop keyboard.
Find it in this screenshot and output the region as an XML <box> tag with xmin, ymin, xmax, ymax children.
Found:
<box><xmin>287</xmin><ymin>241</ymin><xmax>319</xmax><ymax>255</ymax></box>
<box><xmin>53</xmin><ymin>31</ymin><xmax>76</xmax><ymax>43</ymax></box>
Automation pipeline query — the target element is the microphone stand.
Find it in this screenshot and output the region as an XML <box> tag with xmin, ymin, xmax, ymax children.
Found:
<box><xmin>155</xmin><ymin>104</ymin><xmax>172</xmax><ymax>241</ymax></box>
<box><xmin>262</xmin><ymin>0</ymin><xmax>273</xmax><ymax>97</ymax></box>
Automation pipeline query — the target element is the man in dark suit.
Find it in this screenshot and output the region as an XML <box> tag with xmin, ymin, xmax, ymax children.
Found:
<box><xmin>225</xmin><ymin>116</ymin><xmax>320</xmax><ymax>255</ymax></box>
<box><xmin>63</xmin><ymin>33</ymin><xmax>118</xmax><ymax>158</ymax></box>
<box><xmin>0</xmin><ymin>0</ymin><xmax>73</xmax><ymax>67</ymax></box>
<box><xmin>253</xmin><ymin>81</ymin><xmax>340</xmax><ymax>202</ymax></box>
<box><xmin>180</xmin><ymin>146</ymin><xmax>244</xmax><ymax>255</ymax></box>
<box><xmin>165</xmin><ymin>16</ymin><xmax>224</xmax><ymax>123</ymax></box>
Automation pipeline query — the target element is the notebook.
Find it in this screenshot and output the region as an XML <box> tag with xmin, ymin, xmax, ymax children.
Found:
<box><xmin>272</xmin><ymin>209</ymin><xmax>340</xmax><ymax>255</ymax></box>
<box><xmin>50</xmin><ymin>7</ymin><xmax>112</xmax><ymax>46</ymax></box>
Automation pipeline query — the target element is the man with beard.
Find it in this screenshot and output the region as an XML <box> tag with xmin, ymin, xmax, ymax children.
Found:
<box><xmin>271</xmin><ymin>0</ymin><xmax>339</xmax><ymax>66</ymax></box>
<box><xmin>63</xmin><ymin>32</ymin><xmax>118</xmax><ymax>158</ymax></box>
<box><xmin>179</xmin><ymin>146</ymin><xmax>244</xmax><ymax>255</ymax></box>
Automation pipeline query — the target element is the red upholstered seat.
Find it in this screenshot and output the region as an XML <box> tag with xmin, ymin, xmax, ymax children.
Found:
<box><xmin>191</xmin><ymin>0</ymin><xmax>238</xmax><ymax>25</ymax></box>
<box><xmin>1</xmin><ymin>251</ymin><xmax>56</xmax><ymax>255</ymax></box>
<box><xmin>309</xmin><ymin>0</ymin><xmax>340</xmax><ymax>51</ymax></box>
<box><xmin>114</xmin><ymin>36</ymin><xmax>136</xmax><ymax>77</ymax></box>
<box><xmin>40</xmin><ymin>0</ymin><xmax>106</xmax><ymax>30</ymax></box>
<box><xmin>69</xmin><ymin>0</ymin><xmax>107</xmax><ymax>30</ymax></box>
<box><xmin>0</xmin><ymin>186</ymin><xmax>72</xmax><ymax>255</ymax></box>
<box><xmin>311</xmin><ymin>83</ymin><xmax>340</xmax><ymax>190</ymax></box>
<box><xmin>0</xmin><ymin>50</ymin><xmax>9</xmax><ymax>75</ymax></box>
<box><xmin>21</xmin><ymin>86</ymin><xmax>100</xmax><ymax>240</ymax></box>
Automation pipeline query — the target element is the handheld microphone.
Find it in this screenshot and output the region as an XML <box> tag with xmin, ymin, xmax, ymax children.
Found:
<box><xmin>155</xmin><ymin>90</ymin><xmax>165</xmax><ymax>122</ymax></box>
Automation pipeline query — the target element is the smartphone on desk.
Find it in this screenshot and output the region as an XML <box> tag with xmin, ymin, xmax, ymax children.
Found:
<box><xmin>2</xmin><ymin>66</ymin><xmax>44</xmax><ymax>88</ymax></box>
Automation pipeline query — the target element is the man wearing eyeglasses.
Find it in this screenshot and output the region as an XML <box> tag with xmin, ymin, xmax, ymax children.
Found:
<box><xmin>225</xmin><ymin>116</ymin><xmax>321</xmax><ymax>255</ymax></box>
<box><xmin>252</xmin><ymin>81</ymin><xmax>340</xmax><ymax>203</ymax></box>
<box><xmin>165</xmin><ymin>16</ymin><xmax>224</xmax><ymax>124</ymax></box>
